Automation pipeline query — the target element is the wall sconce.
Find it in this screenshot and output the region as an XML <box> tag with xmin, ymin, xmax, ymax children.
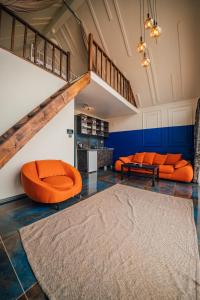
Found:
<box><xmin>67</xmin><ymin>129</ymin><xmax>74</xmax><ymax>138</ymax></box>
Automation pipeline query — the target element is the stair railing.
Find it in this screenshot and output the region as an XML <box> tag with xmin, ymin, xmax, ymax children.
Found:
<box><xmin>0</xmin><ymin>4</ymin><xmax>70</xmax><ymax>82</ymax></box>
<box><xmin>88</xmin><ymin>33</ymin><xmax>136</xmax><ymax>106</ymax></box>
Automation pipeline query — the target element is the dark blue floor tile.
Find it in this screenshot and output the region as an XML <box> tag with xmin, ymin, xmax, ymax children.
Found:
<box><xmin>2</xmin><ymin>231</ymin><xmax>36</xmax><ymax>291</ymax></box>
<box><xmin>0</xmin><ymin>239</ymin><xmax>24</xmax><ymax>300</ymax></box>
<box><xmin>0</xmin><ymin>200</ymin><xmax>56</xmax><ymax>239</ymax></box>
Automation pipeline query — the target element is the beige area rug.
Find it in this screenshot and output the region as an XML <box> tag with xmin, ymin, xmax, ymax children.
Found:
<box><xmin>20</xmin><ymin>184</ymin><xmax>200</xmax><ymax>300</ymax></box>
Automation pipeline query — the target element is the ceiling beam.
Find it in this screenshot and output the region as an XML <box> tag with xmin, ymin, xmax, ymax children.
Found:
<box><xmin>42</xmin><ymin>0</ymin><xmax>85</xmax><ymax>38</ymax></box>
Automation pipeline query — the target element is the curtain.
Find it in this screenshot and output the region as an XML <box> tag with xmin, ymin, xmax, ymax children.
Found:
<box><xmin>0</xmin><ymin>0</ymin><xmax>56</xmax><ymax>12</ymax></box>
<box><xmin>193</xmin><ymin>98</ymin><xmax>200</xmax><ymax>183</ymax></box>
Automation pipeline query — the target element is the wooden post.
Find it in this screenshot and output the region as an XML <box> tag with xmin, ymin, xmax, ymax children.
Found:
<box><xmin>23</xmin><ymin>26</ymin><xmax>27</xmax><ymax>58</ymax></box>
<box><xmin>60</xmin><ymin>51</ymin><xmax>63</xmax><ymax>77</ymax></box>
<box><xmin>95</xmin><ymin>45</ymin><xmax>98</xmax><ymax>73</ymax></box>
<box><xmin>66</xmin><ymin>51</ymin><xmax>70</xmax><ymax>82</ymax></box>
<box><xmin>105</xmin><ymin>57</ymin><xmax>107</xmax><ymax>82</ymax></box>
<box><xmin>117</xmin><ymin>70</ymin><xmax>119</xmax><ymax>92</ymax></box>
<box><xmin>34</xmin><ymin>33</ymin><xmax>37</xmax><ymax>63</ymax></box>
<box><xmin>113</xmin><ymin>68</ymin><xmax>115</xmax><ymax>90</ymax></box>
<box><xmin>11</xmin><ymin>17</ymin><xmax>15</xmax><ymax>51</ymax></box>
<box><xmin>100</xmin><ymin>51</ymin><xmax>103</xmax><ymax>78</ymax></box>
<box><xmin>44</xmin><ymin>40</ymin><xmax>47</xmax><ymax>68</ymax></box>
<box><xmin>52</xmin><ymin>44</ymin><xmax>55</xmax><ymax>72</ymax></box>
<box><xmin>88</xmin><ymin>33</ymin><xmax>93</xmax><ymax>71</ymax></box>
<box><xmin>0</xmin><ymin>7</ymin><xmax>2</xmax><ymax>35</ymax></box>
<box><xmin>110</xmin><ymin>61</ymin><xmax>112</xmax><ymax>86</ymax></box>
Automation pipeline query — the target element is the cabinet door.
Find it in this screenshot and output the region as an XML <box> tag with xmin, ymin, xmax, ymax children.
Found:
<box><xmin>97</xmin><ymin>150</ymin><xmax>113</xmax><ymax>168</ymax></box>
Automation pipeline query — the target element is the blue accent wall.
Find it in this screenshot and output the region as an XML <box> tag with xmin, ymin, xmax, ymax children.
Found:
<box><xmin>105</xmin><ymin>125</ymin><xmax>194</xmax><ymax>162</ymax></box>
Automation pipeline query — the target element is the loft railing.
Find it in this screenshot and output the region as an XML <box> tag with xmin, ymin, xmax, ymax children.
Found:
<box><xmin>88</xmin><ymin>33</ymin><xmax>136</xmax><ymax>106</ymax></box>
<box><xmin>0</xmin><ymin>4</ymin><xmax>70</xmax><ymax>82</ymax></box>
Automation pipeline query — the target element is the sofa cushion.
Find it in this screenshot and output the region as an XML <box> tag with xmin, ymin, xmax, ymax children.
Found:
<box><xmin>143</xmin><ymin>152</ymin><xmax>156</xmax><ymax>165</ymax></box>
<box><xmin>153</xmin><ymin>154</ymin><xmax>167</xmax><ymax>165</ymax></box>
<box><xmin>43</xmin><ymin>175</ymin><xmax>74</xmax><ymax>190</ymax></box>
<box><xmin>165</xmin><ymin>154</ymin><xmax>182</xmax><ymax>165</ymax></box>
<box><xmin>133</xmin><ymin>152</ymin><xmax>145</xmax><ymax>163</ymax></box>
<box><xmin>128</xmin><ymin>155</ymin><xmax>135</xmax><ymax>161</ymax></box>
<box><xmin>36</xmin><ymin>160</ymin><xmax>66</xmax><ymax>179</ymax></box>
<box><xmin>175</xmin><ymin>160</ymin><xmax>188</xmax><ymax>169</ymax></box>
<box><xmin>119</xmin><ymin>157</ymin><xmax>131</xmax><ymax>164</ymax></box>
<box><xmin>159</xmin><ymin>165</ymin><xmax>174</xmax><ymax>174</ymax></box>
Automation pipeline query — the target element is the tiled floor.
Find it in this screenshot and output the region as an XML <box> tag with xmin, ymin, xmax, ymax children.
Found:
<box><xmin>0</xmin><ymin>170</ymin><xmax>200</xmax><ymax>300</ymax></box>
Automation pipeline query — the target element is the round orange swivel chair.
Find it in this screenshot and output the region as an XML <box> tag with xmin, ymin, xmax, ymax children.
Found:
<box><xmin>21</xmin><ymin>160</ymin><xmax>82</xmax><ymax>205</ymax></box>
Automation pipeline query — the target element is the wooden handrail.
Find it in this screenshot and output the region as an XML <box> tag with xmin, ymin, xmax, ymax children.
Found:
<box><xmin>0</xmin><ymin>4</ymin><xmax>71</xmax><ymax>82</ymax></box>
<box><xmin>88</xmin><ymin>33</ymin><xmax>136</xmax><ymax>106</ymax></box>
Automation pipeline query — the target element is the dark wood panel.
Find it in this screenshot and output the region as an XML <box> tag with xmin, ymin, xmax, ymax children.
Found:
<box><xmin>97</xmin><ymin>149</ymin><xmax>113</xmax><ymax>168</ymax></box>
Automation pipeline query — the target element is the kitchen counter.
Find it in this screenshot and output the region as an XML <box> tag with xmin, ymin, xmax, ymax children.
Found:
<box><xmin>77</xmin><ymin>148</ymin><xmax>114</xmax><ymax>171</ymax></box>
<box><xmin>77</xmin><ymin>148</ymin><xmax>114</xmax><ymax>151</ymax></box>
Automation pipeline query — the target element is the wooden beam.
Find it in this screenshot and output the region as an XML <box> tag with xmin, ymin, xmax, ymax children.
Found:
<box><xmin>88</xmin><ymin>33</ymin><xmax>93</xmax><ymax>71</ymax></box>
<box><xmin>0</xmin><ymin>72</ymin><xmax>90</xmax><ymax>169</ymax></box>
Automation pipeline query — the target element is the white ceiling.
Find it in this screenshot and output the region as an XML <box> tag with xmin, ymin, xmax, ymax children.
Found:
<box><xmin>76</xmin><ymin>71</ymin><xmax>139</xmax><ymax>118</ymax></box>
<box><xmin>17</xmin><ymin>0</ymin><xmax>200</xmax><ymax>108</ymax></box>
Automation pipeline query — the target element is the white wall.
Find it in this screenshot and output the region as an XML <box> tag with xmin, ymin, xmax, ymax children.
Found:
<box><xmin>107</xmin><ymin>98</ymin><xmax>197</xmax><ymax>132</ymax></box>
<box><xmin>0</xmin><ymin>49</ymin><xmax>75</xmax><ymax>201</ymax></box>
<box><xmin>0</xmin><ymin>48</ymin><xmax>66</xmax><ymax>135</ymax></box>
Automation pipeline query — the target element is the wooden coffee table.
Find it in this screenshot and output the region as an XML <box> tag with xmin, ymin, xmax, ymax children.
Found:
<box><xmin>121</xmin><ymin>163</ymin><xmax>159</xmax><ymax>186</ymax></box>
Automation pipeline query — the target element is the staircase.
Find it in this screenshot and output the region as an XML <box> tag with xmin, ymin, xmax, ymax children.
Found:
<box><xmin>0</xmin><ymin>4</ymin><xmax>137</xmax><ymax>169</ymax></box>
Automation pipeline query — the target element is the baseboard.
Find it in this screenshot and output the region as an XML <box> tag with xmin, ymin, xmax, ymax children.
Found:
<box><xmin>0</xmin><ymin>193</ymin><xmax>27</xmax><ymax>206</ymax></box>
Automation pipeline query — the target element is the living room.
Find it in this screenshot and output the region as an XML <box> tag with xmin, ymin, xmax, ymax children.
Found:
<box><xmin>0</xmin><ymin>0</ymin><xmax>199</xmax><ymax>299</ymax></box>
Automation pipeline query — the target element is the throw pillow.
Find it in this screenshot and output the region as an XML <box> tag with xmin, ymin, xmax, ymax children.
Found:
<box><xmin>36</xmin><ymin>160</ymin><xmax>66</xmax><ymax>179</ymax></box>
<box><xmin>165</xmin><ymin>154</ymin><xmax>182</xmax><ymax>165</ymax></box>
<box><xmin>175</xmin><ymin>160</ymin><xmax>188</xmax><ymax>169</ymax></box>
<box><xmin>153</xmin><ymin>154</ymin><xmax>167</xmax><ymax>165</ymax></box>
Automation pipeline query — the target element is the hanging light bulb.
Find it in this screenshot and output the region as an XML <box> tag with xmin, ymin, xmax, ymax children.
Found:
<box><xmin>150</xmin><ymin>21</ymin><xmax>162</xmax><ymax>38</ymax></box>
<box><xmin>137</xmin><ymin>36</ymin><xmax>146</xmax><ymax>53</ymax></box>
<box><xmin>141</xmin><ymin>53</ymin><xmax>150</xmax><ymax>67</ymax></box>
<box><xmin>144</xmin><ymin>13</ymin><xmax>154</xmax><ymax>29</ymax></box>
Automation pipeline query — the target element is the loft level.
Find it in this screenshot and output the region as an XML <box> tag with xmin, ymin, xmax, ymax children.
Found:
<box><xmin>0</xmin><ymin>4</ymin><xmax>71</xmax><ymax>82</ymax></box>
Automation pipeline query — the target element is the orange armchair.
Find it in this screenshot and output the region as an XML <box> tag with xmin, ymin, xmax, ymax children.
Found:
<box><xmin>21</xmin><ymin>160</ymin><xmax>82</xmax><ymax>204</ymax></box>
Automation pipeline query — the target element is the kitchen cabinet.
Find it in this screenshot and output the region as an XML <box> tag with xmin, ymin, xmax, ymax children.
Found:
<box><xmin>77</xmin><ymin>114</ymin><xmax>109</xmax><ymax>138</ymax></box>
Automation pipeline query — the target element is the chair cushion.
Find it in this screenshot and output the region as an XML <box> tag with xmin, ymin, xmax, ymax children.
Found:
<box><xmin>165</xmin><ymin>154</ymin><xmax>182</xmax><ymax>165</ymax></box>
<box><xmin>42</xmin><ymin>175</ymin><xmax>74</xmax><ymax>190</ymax></box>
<box><xmin>159</xmin><ymin>165</ymin><xmax>174</xmax><ymax>174</ymax></box>
<box><xmin>119</xmin><ymin>157</ymin><xmax>131</xmax><ymax>163</ymax></box>
<box><xmin>153</xmin><ymin>154</ymin><xmax>167</xmax><ymax>165</ymax></box>
<box><xmin>175</xmin><ymin>160</ymin><xmax>188</xmax><ymax>169</ymax></box>
<box><xmin>36</xmin><ymin>160</ymin><xmax>66</xmax><ymax>179</ymax></box>
<box><xmin>143</xmin><ymin>152</ymin><xmax>156</xmax><ymax>165</ymax></box>
<box><xmin>133</xmin><ymin>152</ymin><xmax>145</xmax><ymax>163</ymax></box>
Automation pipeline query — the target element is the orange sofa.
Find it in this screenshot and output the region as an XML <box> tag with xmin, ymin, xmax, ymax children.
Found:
<box><xmin>115</xmin><ymin>152</ymin><xmax>193</xmax><ymax>183</ymax></box>
<box><xmin>21</xmin><ymin>160</ymin><xmax>82</xmax><ymax>204</ymax></box>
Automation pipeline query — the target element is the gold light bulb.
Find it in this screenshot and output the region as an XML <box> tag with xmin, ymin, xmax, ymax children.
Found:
<box><xmin>141</xmin><ymin>53</ymin><xmax>150</xmax><ymax>67</ymax></box>
<box><xmin>144</xmin><ymin>13</ymin><xmax>153</xmax><ymax>29</ymax></box>
<box><xmin>137</xmin><ymin>36</ymin><xmax>146</xmax><ymax>53</ymax></box>
<box><xmin>150</xmin><ymin>22</ymin><xmax>162</xmax><ymax>38</ymax></box>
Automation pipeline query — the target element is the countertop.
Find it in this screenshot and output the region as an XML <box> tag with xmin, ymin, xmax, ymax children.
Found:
<box><xmin>77</xmin><ymin>148</ymin><xmax>114</xmax><ymax>151</ymax></box>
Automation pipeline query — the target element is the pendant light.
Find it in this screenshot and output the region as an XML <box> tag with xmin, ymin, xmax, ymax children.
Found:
<box><xmin>137</xmin><ymin>36</ymin><xmax>146</xmax><ymax>53</ymax></box>
<box><xmin>141</xmin><ymin>52</ymin><xmax>150</xmax><ymax>67</ymax></box>
<box><xmin>149</xmin><ymin>0</ymin><xmax>161</xmax><ymax>38</ymax></box>
<box><xmin>150</xmin><ymin>21</ymin><xmax>162</xmax><ymax>38</ymax></box>
<box><xmin>144</xmin><ymin>13</ymin><xmax>153</xmax><ymax>29</ymax></box>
